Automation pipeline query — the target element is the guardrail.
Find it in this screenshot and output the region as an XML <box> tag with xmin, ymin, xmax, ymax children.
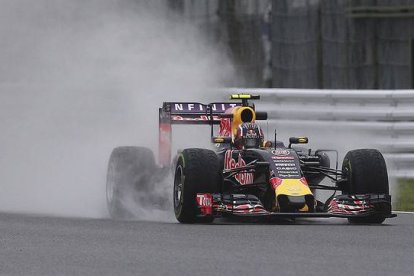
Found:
<box><xmin>225</xmin><ymin>88</ymin><xmax>414</xmax><ymax>179</ymax></box>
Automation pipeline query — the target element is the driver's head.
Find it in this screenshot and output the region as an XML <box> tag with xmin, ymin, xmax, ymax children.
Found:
<box><xmin>234</xmin><ymin>122</ymin><xmax>264</xmax><ymax>149</ymax></box>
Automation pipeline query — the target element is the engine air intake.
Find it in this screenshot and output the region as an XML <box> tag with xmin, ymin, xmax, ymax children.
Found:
<box><xmin>240</xmin><ymin>108</ymin><xmax>254</xmax><ymax>123</ymax></box>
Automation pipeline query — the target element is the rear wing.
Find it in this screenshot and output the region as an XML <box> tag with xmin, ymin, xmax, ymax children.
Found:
<box><xmin>160</xmin><ymin>102</ymin><xmax>242</xmax><ymax>124</ymax></box>
<box><xmin>158</xmin><ymin>102</ymin><xmax>243</xmax><ymax>166</ymax></box>
<box><xmin>158</xmin><ymin>95</ymin><xmax>266</xmax><ymax>167</ymax></box>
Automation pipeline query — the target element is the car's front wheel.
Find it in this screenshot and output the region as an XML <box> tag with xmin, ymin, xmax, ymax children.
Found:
<box><xmin>174</xmin><ymin>148</ymin><xmax>220</xmax><ymax>223</ymax></box>
<box><xmin>341</xmin><ymin>149</ymin><xmax>389</xmax><ymax>224</ymax></box>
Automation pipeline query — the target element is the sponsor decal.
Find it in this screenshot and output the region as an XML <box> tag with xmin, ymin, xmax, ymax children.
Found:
<box><xmin>272</xmin><ymin>157</ymin><xmax>301</xmax><ymax>178</ymax></box>
<box><xmin>274</xmin><ymin>161</ymin><xmax>300</xmax><ymax>175</ymax></box>
<box><xmin>224</xmin><ymin>150</ymin><xmax>254</xmax><ymax>185</ymax></box>
<box><xmin>299</xmin><ymin>177</ymin><xmax>309</xmax><ymax>186</ymax></box>
<box><xmin>270</xmin><ymin>177</ymin><xmax>283</xmax><ymax>190</ymax></box>
<box><xmin>271</xmin><ymin>149</ymin><xmax>291</xmax><ymax>156</ymax></box>
<box><xmin>197</xmin><ymin>194</ymin><xmax>212</xmax><ymax>206</ymax></box>
<box><xmin>272</xmin><ymin>155</ymin><xmax>294</xmax><ymax>160</ymax></box>
<box><xmin>172</xmin><ymin>103</ymin><xmax>238</xmax><ymax>113</ymax></box>
<box><xmin>219</xmin><ymin>118</ymin><xmax>232</xmax><ymax>137</ymax></box>
<box><xmin>174</xmin><ymin>103</ymin><xmax>205</xmax><ymax>112</ymax></box>
<box><xmin>211</xmin><ymin>103</ymin><xmax>238</xmax><ymax>112</ymax></box>
<box><xmin>196</xmin><ymin>193</ymin><xmax>213</xmax><ymax>215</ymax></box>
<box><xmin>278</xmin><ymin>173</ymin><xmax>300</xmax><ymax>177</ymax></box>
<box><xmin>271</xmin><ymin>158</ymin><xmax>295</xmax><ymax>162</ymax></box>
<box><xmin>287</xmin><ymin>186</ymin><xmax>301</xmax><ymax>192</ymax></box>
<box><xmin>274</xmin><ymin>163</ymin><xmax>296</xmax><ymax>167</ymax></box>
<box><xmin>171</xmin><ymin>115</ymin><xmax>221</xmax><ymax>121</ymax></box>
<box><xmin>275</xmin><ymin>167</ymin><xmax>298</xmax><ymax>171</ymax></box>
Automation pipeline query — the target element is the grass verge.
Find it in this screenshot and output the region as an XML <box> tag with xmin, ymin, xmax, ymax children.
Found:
<box><xmin>395</xmin><ymin>179</ymin><xmax>414</xmax><ymax>211</ymax></box>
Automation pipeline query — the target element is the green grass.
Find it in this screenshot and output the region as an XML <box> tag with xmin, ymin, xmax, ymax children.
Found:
<box><xmin>395</xmin><ymin>179</ymin><xmax>414</xmax><ymax>211</ymax></box>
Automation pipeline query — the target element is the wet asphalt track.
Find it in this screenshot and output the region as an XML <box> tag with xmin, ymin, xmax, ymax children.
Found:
<box><xmin>0</xmin><ymin>212</ymin><xmax>413</xmax><ymax>276</ymax></box>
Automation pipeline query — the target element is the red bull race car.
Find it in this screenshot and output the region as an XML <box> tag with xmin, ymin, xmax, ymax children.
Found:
<box><xmin>106</xmin><ymin>94</ymin><xmax>396</xmax><ymax>224</ymax></box>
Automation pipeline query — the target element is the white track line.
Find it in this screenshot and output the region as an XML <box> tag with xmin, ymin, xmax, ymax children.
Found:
<box><xmin>393</xmin><ymin>211</ymin><xmax>414</xmax><ymax>214</ymax></box>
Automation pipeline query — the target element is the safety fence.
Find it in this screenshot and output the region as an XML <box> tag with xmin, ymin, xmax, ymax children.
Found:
<box><xmin>225</xmin><ymin>88</ymin><xmax>414</xmax><ymax>179</ymax></box>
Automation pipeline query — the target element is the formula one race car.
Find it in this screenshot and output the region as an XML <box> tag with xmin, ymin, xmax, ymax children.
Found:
<box><xmin>106</xmin><ymin>94</ymin><xmax>396</xmax><ymax>224</ymax></box>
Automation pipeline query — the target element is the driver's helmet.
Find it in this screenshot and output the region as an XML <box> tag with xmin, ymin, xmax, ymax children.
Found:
<box><xmin>234</xmin><ymin>122</ymin><xmax>264</xmax><ymax>149</ymax></box>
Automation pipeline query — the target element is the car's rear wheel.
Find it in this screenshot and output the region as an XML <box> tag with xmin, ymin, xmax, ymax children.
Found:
<box><xmin>106</xmin><ymin>146</ymin><xmax>156</xmax><ymax>219</ymax></box>
<box><xmin>174</xmin><ymin>148</ymin><xmax>220</xmax><ymax>223</ymax></box>
<box><xmin>341</xmin><ymin>149</ymin><xmax>389</xmax><ymax>224</ymax></box>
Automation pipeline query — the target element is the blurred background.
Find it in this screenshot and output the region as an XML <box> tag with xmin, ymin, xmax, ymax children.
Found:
<box><xmin>167</xmin><ymin>0</ymin><xmax>414</xmax><ymax>89</ymax></box>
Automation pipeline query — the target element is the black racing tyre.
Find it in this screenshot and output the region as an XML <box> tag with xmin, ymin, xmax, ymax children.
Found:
<box><xmin>106</xmin><ymin>146</ymin><xmax>156</xmax><ymax>219</ymax></box>
<box><xmin>341</xmin><ymin>149</ymin><xmax>389</xmax><ymax>224</ymax></box>
<box><xmin>174</xmin><ymin>148</ymin><xmax>220</xmax><ymax>223</ymax></box>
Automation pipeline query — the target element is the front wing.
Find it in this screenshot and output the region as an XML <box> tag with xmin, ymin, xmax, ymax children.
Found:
<box><xmin>196</xmin><ymin>193</ymin><xmax>396</xmax><ymax>220</ymax></box>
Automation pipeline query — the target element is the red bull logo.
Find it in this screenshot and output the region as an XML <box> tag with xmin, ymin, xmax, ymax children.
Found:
<box><xmin>224</xmin><ymin>150</ymin><xmax>254</xmax><ymax>185</ymax></box>
<box><xmin>219</xmin><ymin>118</ymin><xmax>232</xmax><ymax>137</ymax></box>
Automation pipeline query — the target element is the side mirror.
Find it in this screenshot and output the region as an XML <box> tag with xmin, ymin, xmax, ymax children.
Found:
<box><xmin>255</xmin><ymin>111</ymin><xmax>268</xmax><ymax>120</ymax></box>
<box><xmin>289</xmin><ymin>137</ymin><xmax>308</xmax><ymax>148</ymax></box>
<box><xmin>212</xmin><ymin>136</ymin><xmax>232</xmax><ymax>144</ymax></box>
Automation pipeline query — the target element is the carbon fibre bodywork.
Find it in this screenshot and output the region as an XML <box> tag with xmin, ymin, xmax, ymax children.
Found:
<box><xmin>160</xmin><ymin>95</ymin><xmax>396</xmax><ymax>223</ymax></box>
<box><xmin>193</xmin><ymin>146</ymin><xmax>395</xmax><ymax>220</ymax></box>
